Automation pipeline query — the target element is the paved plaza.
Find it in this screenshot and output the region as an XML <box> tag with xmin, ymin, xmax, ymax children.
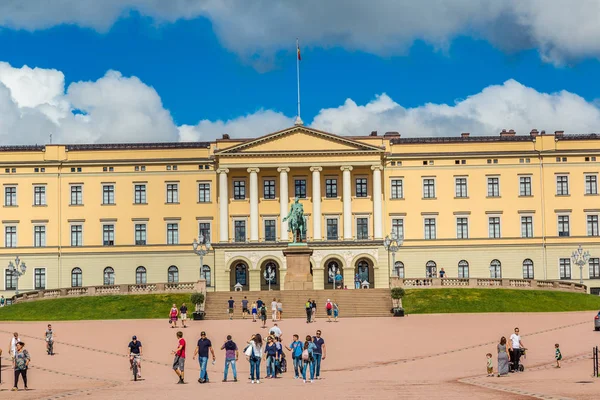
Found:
<box><xmin>0</xmin><ymin>312</ymin><xmax>599</xmax><ymax>399</ymax></box>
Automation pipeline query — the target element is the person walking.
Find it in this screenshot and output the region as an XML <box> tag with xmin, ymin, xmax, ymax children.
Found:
<box><xmin>305</xmin><ymin>299</ymin><xmax>312</xmax><ymax>324</ymax></box>
<box><xmin>193</xmin><ymin>331</ymin><xmax>215</xmax><ymax>383</ymax></box>
<box><xmin>172</xmin><ymin>331</ymin><xmax>186</xmax><ymax>384</ymax></box>
<box><xmin>45</xmin><ymin>324</ymin><xmax>55</xmax><ymax>355</ymax></box>
<box><xmin>277</xmin><ymin>299</ymin><xmax>283</xmax><ymax>321</ymax></box>
<box><xmin>509</xmin><ymin>327</ymin><xmax>524</xmax><ymax>372</ymax></box>
<box><xmin>256</xmin><ymin>297</ymin><xmax>263</xmax><ymax>310</ymax></box>
<box><xmin>555</xmin><ymin>343</ymin><xmax>562</xmax><ymax>368</ymax></box>
<box><xmin>285</xmin><ymin>334</ymin><xmax>304</xmax><ymax>379</ymax></box>
<box><xmin>169</xmin><ymin>304</ymin><xmax>179</xmax><ymax>328</ymax></box>
<box><xmin>497</xmin><ymin>336</ymin><xmax>510</xmax><ymax>377</ymax></box>
<box><xmin>325</xmin><ymin>299</ymin><xmax>333</xmax><ymax>322</ymax></box>
<box><xmin>9</xmin><ymin>332</ymin><xmax>20</xmax><ymax>358</ymax></box>
<box><xmin>269</xmin><ymin>323</ymin><xmax>282</xmax><ymax>339</ymax></box>
<box><xmin>260</xmin><ymin>304</ymin><xmax>267</xmax><ymax>328</ymax></box>
<box><xmin>333</xmin><ymin>300</ymin><xmax>340</xmax><ymax>322</ymax></box>
<box><xmin>311</xmin><ymin>299</ymin><xmax>317</xmax><ymax>322</ymax></box>
<box><xmin>0</xmin><ymin>295</ymin><xmax>5</xmax><ymax>307</ymax></box>
<box><xmin>354</xmin><ymin>273</ymin><xmax>360</xmax><ymax>289</ymax></box>
<box><xmin>251</xmin><ymin>301</ymin><xmax>258</xmax><ymax>322</ymax></box>
<box><xmin>228</xmin><ymin>297</ymin><xmax>235</xmax><ymax>320</ymax></box>
<box><xmin>12</xmin><ymin>341</ymin><xmax>30</xmax><ymax>391</ymax></box>
<box><xmin>301</xmin><ymin>335</ymin><xmax>317</xmax><ymax>383</ymax></box>
<box><xmin>221</xmin><ymin>335</ymin><xmax>238</xmax><ymax>382</ymax></box>
<box><xmin>264</xmin><ymin>335</ymin><xmax>279</xmax><ymax>378</ymax></box>
<box><xmin>241</xmin><ymin>297</ymin><xmax>249</xmax><ymax>319</ymax></box>
<box><xmin>271</xmin><ymin>297</ymin><xmax>278</xmax><ymax>322</ymax></box>
<box><xmin>246</xmin><ymin>334</ymin><xmax>263</xmax><ymax>384</ymax></box>
<box><xmin>180</xmin><ymin>303</ymin><xmax>188</xmax><ymax>328</ymax></box>
<box><xmin>312</xmin><ymin>330</ymin><xmax>326</xmax><ymax>379</ymax></box>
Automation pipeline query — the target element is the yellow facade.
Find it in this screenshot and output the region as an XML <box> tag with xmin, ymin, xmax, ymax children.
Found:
<box><xmin>2</xmin><ymin>126</ymin><xmax>600</xmax><ymax>295</ymax></box>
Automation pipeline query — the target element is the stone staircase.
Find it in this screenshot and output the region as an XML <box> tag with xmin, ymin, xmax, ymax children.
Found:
<box><xmin>204</xmin><ymin>289</ymin><xmax>392</xmax><ymax>320</ymax></box>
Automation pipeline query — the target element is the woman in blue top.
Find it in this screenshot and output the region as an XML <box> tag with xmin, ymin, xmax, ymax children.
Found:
<box><xmin>285</xmin><ymin>334</ymin><xmax>304</xmax><ymax>378</ymax></box>
<box><xmin>263</xmin><ymin>336</ymin><xmax>279</xmax><ymax>378</ymax></box>
<box><xmin>301</xmin><ymin>335</ymin><xmax>317</xmax><ymax>383</ymax></box>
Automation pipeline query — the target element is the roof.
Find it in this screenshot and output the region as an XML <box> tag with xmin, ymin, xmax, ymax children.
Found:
<box><xmin>66</xmin><ymin>142</ymin><xmax>211</xmax><ymax>151</ymax></box>
<box><xmin>390</xmin><ymin>136</ymin><xmax>535</xmax><ymax>144</ymax></box>
<box><xmin>0</xmin><ymin>145</ymin><xmax>45</xmax><ymax>152</ymax></box>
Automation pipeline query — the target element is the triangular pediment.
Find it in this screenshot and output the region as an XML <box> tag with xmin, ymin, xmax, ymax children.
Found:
<box><xmin>216</xmin><ymin>126</ymin><xmax>384</xmax><ymax>155</ymax></box>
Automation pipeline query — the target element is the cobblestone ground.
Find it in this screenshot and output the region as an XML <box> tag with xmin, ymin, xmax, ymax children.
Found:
<box><xmin>0</xmin><ymin>311</ymin><xmax>598</xmax><ymax>399</ymax></box>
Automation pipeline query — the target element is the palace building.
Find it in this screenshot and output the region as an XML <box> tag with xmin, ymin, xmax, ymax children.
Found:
<box><xmin>2</xmin><ymin>125</ymin><xmax>600</xmax><ymax>295</ymax></box>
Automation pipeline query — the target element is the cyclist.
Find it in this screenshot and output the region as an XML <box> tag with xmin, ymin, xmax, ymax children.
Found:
<box><xmin>128</xmin><ymin>335</ymin><xmax>143</xmax><ymax>379</ymax></box>
<box><xmin>45</xmin><ymin>324</ymin><xmax>55</xmax><ymax>355</ymax></box>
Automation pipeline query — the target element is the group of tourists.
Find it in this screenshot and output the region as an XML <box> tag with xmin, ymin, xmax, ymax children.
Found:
<box><xmin>305</xmin><ymin>298</ymin><xmax>339</xmax><ymax>323</ymax></box>
<box><xmin>169</xmin><ymin>303</ymin><xmax>189</xmax><ymax>328</ymax></box>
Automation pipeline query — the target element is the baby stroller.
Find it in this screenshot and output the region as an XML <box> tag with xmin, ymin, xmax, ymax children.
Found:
<box><xmin>509</xmin><ymin>348</ymin><xmax>526</xmax><ymax>372</ymax></box>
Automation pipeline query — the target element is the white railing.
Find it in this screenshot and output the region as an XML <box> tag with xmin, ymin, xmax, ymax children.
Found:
<box><xmin>391</xmin><ymin>277</ymin><xmax>587</xmax><ymax>293</ymax></box>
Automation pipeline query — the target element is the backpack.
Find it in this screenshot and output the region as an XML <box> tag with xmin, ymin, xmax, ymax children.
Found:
<box><xmin>302</xmin><ymin>349</ymin><xmax>309</xmax><ymax>361</ymax></box>
<box><xmin>326</xmin><ymin>302</ymin><xmax>332</xmax><ymax>310</ymax></box>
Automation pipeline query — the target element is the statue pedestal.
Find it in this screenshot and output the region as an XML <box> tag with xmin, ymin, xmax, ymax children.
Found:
<box><xmin>283</xmin><ymin>245</ymin><xmax>313</xmax><ymax>290</ymax></box>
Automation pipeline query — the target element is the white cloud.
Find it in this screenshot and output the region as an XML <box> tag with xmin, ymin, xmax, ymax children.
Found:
<box><xmin>0</xmin><ymin>1</ymin><xmax>599</xmax><ymax>65</ymax></box>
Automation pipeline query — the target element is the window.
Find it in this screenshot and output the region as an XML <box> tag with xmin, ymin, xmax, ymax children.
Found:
<box><xmin>34</xmin><ymin>268</ymin><xmax>46</xmax><ymax>290</ymax></box>
<box><xmin>357</xmin><ymin>260</ymin><xmax>370</xmax><ymax>283</ymax></box>
<box><xmin>235</xmin><ymin>263</ymin><xmax>248</xmax><ymax>286</ymax></box>
<box><xmin>202</xmin><ymin>265</ymin><xmax>211</xmax><ymax>286</ymax></box>
<box><xmin>33</xmin><ymin>186</ymin><xmax>46</xmax><ymax>206</ymax></box>
<box><xmin>168</xmin><ymin>266</ymin><xmax>179</xmax><ymax>283</ymax></box>
<box><xmin>325</xmin><ymin>178</ymin><xmax>338</xmax><ymax>198</ymax></box>
<box><xmin>423</xmin><ymin>179</ymin><xmax>435</xmax><ymax>198</ymax></box>
<box><xmin>103</xmin><ymin>267</ymin><xmax>115</xmax><ymax>285</ymax></box>
<box><xmin>394</xmin><ymin>261</ymin><xmax>404</xmax><ymax>278</ymax></box>
<box><xmin>586</xmin><ymin>175</ymin><xmax>598</xmax><ymax>195</ymax></box>
<box><xmin>391</xmin><ymin>179</ymin><xmax>403</xmax><ymax>199</ymax></box>
<box><xmin>264</xmin><ymin>220</ymin><xmax>276</xmax><ymax>242</ymax></box>
<box><xmin>295</xmin><ymin>179</ymin><xmax>307</xmax><ymax>198</ymax></box>
<box><xmin>556</xmin><ymin>175</ymin><xmax>569</xmax><ymax>195</ymax></box>
<box><xmin>167</xmin><ymin>223</ymin><xmax>179</xmax><ymax>245</ymax></box>
<box><xmin>488</xmin><ymin>217</ymin><xmax>501</xmax><ymax>238</ymax></box>
<box><xmin>326</xmin><ymin>218</ymin><xmax>338</xmax><ymax>240</ymax></box>
<box><xmin>263</xmin><ymin>180</ymin><xmax>275</xmax><ymax>199</ymax></box>
<box><xmin>233</xmin><ymin>181</ymin><xmax>246</xmax><ymax>200</ymax></box>
<box><xmin>102</xmin><ymin>185</ymin><xmax>115</xmax><ymax>205</ymax></box>
<box><xmin>71</xmin><ymin>267</ymin><xmax>82</xmax><ymax>287</ymax></box>
<box><xmin>487</xmin><ymin>177</ymin><xmax>500</xmax><ymax>197</ymax></box>
<box><xmin>5</xmin><ymin>226</ymin><xmax>16</xmax><ymax>247</ymax></box>
<box><xmin>356</xmin><ymin>217</ymin><xmax>369</xmax><ymax>240</ymax></box>
<box><xmin>426</xmin><ymin>261</ymin><xmax>437</xmax><ymax>278</ymax></box>
<box><xmin>355</xmin><ymin>178</ymin><xmax>368</xmax><ymax>198</ymax></box>
<box><xmin>34</xmin><ymin>225</ymin><xmax>46</xmax><ymax>247</ymax></box>
<box><xmin>391</xmin><ymin>218</ymin><xmax>404</xmax><ymax>240</ymax></box>
<box><xmin>71</xmin><ymin>225</ymin><xmax>83</xmax><ymax>246</ymax></box>
<box><xmin>490</xmin><ymin>259</ymin><xmax>501</xmax><ymax>278</ymax></box>
<box><xmin>521</xmin><ymin>216</ymin><xmax>533</xmax><ymax>238</ymax></box>
<box><xmin>424</xmin><ymin>218</ymin><xmax>436</xmax><ymax>240</ymax></box>
<box><xmin>234</xmin><ymin>220</ymin><xmax>246</xmax><ymax>242</ymax></box>
<box><xmin>5</xmin><ymin>269</ymin><xmax>16</xmax><ymax>290</ymax></box>
<box><xmin>70</xmin><ymin>185</ymin><xmax>82</xmax><ymax>205</ymax></box>
<box><xmin>588</xmin><ymin>215</ymin><xmax>600</xmax><ymax>237</ymax></box>
<box><xmin>199</xmin><ymin>222</ymin><xmax>211</xmax><ymax>243</ymax></box>
<box><xmin>589</xmin><ymin>258</ymin><xmax>600</xmax><ymax>279</ymax></box>
<box><xmin>134</xmin><ymin>184</ymin><xmax>146</xmax><ymax>204</ymax></box>
<box><xmin>558</xmin><ymin>215</ymin><xmax>570</xmax><ymax>237</ymax></box>
<box><xmin>263</xmin><ymin>261</ymin><xmax>278</xmax><ymax>285</ymax></box>
<box><xmin>455</xmin><ymin>178</ymin><xmax>468</xmax><ymax>198</ymax></box>
<box><xmin>519</xmin><ymin>177</ymin><xmax>532</xmax><ymax>196</ymax></box>
<box><xmin>456</xmin><ymin>217</ymin><xmax>469</xmax><ymax>239</ymax></box>
<box><xmin>523</xmin><ymin>259</ymin><xmax>534</xmax><ymax>279</ymax></box>
<box><xmin>135</xmin><ymin>224</ymin><xmax>147</xmax><ymax>245</ymax></box>
<box><xmin>4</xmin><ymin>186</ymin><xmax>17</xmax><ymax>206</ymax></box>
<box><xmin>198</xmin><ymin>183</ymin><xmax>211</xmax><ymax>203</ymax></box>
<box><xmin>103</xmin><ymin>225</ymin><xmax>115</xmax><ymax>246</ymax></box>
<box><xmin>166</xmin><ymin>183</ymin><xmax>179</xmax><ymax>203</ymax></box>
<box><xmin>136</xmin><ymin>266</ymin><xmax>147</xmax><ymax>284</ymax></box>
<box><xmin>458</xmin><ymin>260</ymin><xmax>469</xmax><ymax>278</ymax></box>
<box><xmin>559</xmin><ymin>258</ymin><xmax>571</xmax><ymax>279</ymax></box>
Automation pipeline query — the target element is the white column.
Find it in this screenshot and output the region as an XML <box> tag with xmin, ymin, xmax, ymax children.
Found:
<box><xmin>372</xmin><ymin>165</ymin><xmax>383</xmax><ymax>239</ymax></box>
<box><xmin>278</xmin><ymin>167</ymin><xmax>290</xmax><ymax>241</ymax></box>
<box><xmin>217</xmin><ymin>168</ymin><xmax>229</xmax><ymax>242</ymax></box>
<box><xmin>341</xmin><ymin>166</ymin><xmax>353</xmax><ymax>239</ymax></box>
<box><xmin>248</xmin><ymin>167</ymin><xmax>260</xmax><ymax>242</ymax></box>
<box><xmin>310</xmin><ymin>167</ymin><xmax>323</xmax><ymax>240</ymax></box>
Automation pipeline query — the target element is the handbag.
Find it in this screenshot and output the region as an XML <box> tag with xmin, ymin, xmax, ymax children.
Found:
<box><xmin>244</xmin><ymin>344</ymin><xmax>253</xmax><ymax>357</ymax></box>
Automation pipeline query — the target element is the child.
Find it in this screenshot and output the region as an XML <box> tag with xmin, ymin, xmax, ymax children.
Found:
<box><xmin>486</xmin><ymin>353</ymin><xmax>493</xmax><ymax>376</ymax></box>
<box><xmin>555</xmin><ymin>343</ymin><xmax>562</xmax><ymax>368</ymax></box>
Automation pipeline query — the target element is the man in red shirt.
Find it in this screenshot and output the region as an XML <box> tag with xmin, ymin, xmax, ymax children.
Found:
<box><xmin>172</xmin><ymin>331</ymin><xmax>186</xmax><ymax>384</ymax></box>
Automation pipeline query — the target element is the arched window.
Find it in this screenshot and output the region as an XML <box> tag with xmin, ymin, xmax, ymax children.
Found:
<box><xmin>490</xmin><ymin>259</ymin><xmax>502</xmax><ymax>278</ymax></box>
<box><xmin>136</xmin><ymin>266</ymin><xmax>147</xmax><ymax>284</ymax></box>
<box><xmin>458</xmin><ymin>260</ymin><xmax>469</xmax><ymax>278</ymax></box>
<box><xmin>168</xmin><ymin>265</ymin><xmax>179</xmax><ymax>283</ymax></box>
<box><xmin>263</xmin><ymin>261</ymin><xmax>278</xmax><ymax>285</ymax></box>
<box><xmin>523</xmin><ymin>259</ymin><xmax>534</xmax><ymax>279</ymax></box>
<box><xmin>103</xmin><ymin>267</ymin><xmax>115</xmax><ymax>285</ymax></box>
<box><xmin>426</xmin><ymin>261</ymin><xmax>437</xmax><ymax>278</ymax></box>
<box><xmin>327</xmin><ymin>260</ymin><xmax>340</xmax><ymax>283</ymax></box>
<box><xmin>202</xmin><ymin>265</ymin><xmax>211</xmax><ymax>287</ymax></box>
<box><xmin>357</xmin><ymin>259</ymin><xmax>370</xmax><ymax>282</ymax></box>
<box><xmin>71</xmin><ymin>267</ymin><xmax>82</xmax><ymax>287</ymax></box>
<box><xmin>235</xmin><ymin>263</ymin><xmax>247</xmax><ymax>286</ymax></box>
<box><xmin>394</xmin><ymin>261</ymin><xmax>404</xmax><ymax>278</ymax></box>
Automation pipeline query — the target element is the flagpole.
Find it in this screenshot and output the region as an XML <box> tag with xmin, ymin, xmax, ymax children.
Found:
<box><xmin>295</xmin><ymin>38</ymin><xmax>303</xmax><ymax>125</ymax></box>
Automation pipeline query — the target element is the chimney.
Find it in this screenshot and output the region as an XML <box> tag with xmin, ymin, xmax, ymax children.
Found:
<box><xmin>500</xmin><ymin>129</ymin><xmax>516</xmax><ymax>137</ymax></box>
<box><xmin>222</xmin><ymin>133</ymin><xmax>230</xmax><ymax>140</ymax></box>
<box><xmin>530</xmin><ymin>129</ymin><xmax>539</xmax><ymax>137</ymax></box>
<box><xmin>554</xmin><ymin>130</ymin><xmax>564</xmax><ymax>137</ymax></box>
<box><xmin>540</xmin><ymin>130</ymin><xmax>546</xmax><ymax>135</ymax></box>
<box><xmin>370</xmin><ymin>131</ymin><xmax>378</xmax><ymax>136</ymax></box>
<box><xmin>383</xmin><ymin>131</ymin><xmax>401</xmax><ymax>138</ymax></box>
<box><xmin>461</xmin><ymin>132</ymin><xmax>470</xmax><ymax>138</ymax></box>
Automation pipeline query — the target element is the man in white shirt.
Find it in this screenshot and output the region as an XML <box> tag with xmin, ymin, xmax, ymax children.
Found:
<box><xmin>271</xmin><ymin>298</ymin><xmax>278</xmax><ymax>322</ymax></box>
<box><xmin>509</xmin><ymin>327</ymin><xmax>524</xmax><ymax>372</ymax></box>
<box><xmin>269</xmin><ymin>323</ymin><xmax>282</xmax><ymax>338</ymax></box>
<box><xmin>9</xmin><ymin>332</ymin><xmax>20</xmax><ymax>358</ymax></box>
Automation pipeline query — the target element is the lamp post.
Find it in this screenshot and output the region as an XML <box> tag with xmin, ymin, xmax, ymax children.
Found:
<box><xmin>384</xmin><ymin>231</ymin><xmax>404</xmax><ymax>278</ymax></box>
<box><xmin>8</xmin><ymin>256</ymin><xmax>27</xmax><ymax>296</ymax></box>
<box><xmin>192</xmin><ymin>235</ymin><xmax>211</xmax><ymax>281</ymax></box>
<box><xmin>571</xmin><ymin>245</ymin><xmax>590</xmax><ymax>285</ymax></box>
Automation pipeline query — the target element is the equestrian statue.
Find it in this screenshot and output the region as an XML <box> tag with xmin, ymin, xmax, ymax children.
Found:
<box><xmin>283</xmin><ymin>196</ymin><xmax>307</xmax><ymax>243</ymax></box>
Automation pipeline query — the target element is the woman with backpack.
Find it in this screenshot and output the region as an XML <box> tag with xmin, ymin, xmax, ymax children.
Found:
<box><xmin>260</xmin><ymin>305</ymin><xmax>267</xmax><ymax>328</ymax></box>
<box><xmin>301</xmin><ymin>335</ymin><xmax>317</xmax><ymax>383</ymax></box>
<box><xmin>325</xmin><ymin>299</ymin><xmax>333</xmax><ymax>322</ymax></box>
<box><xmin>305</xmin><ymin>299</ymin><xmax>312</xmax><ymax>324</ymax></box>
<box><xmin>245</xmin><ymin>334</ymin><xmax>264</xmax><ymax>384</ymax></box>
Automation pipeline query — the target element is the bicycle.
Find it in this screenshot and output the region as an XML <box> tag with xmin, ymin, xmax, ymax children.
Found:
<box><xmin>130</xmin><ymin>354</ymin><xmax>141</xmax><ymax>381</ymax></box>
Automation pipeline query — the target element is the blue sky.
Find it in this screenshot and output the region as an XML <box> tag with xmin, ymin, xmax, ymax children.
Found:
<box><xmin>0</xmin><ymin>1</ymin><xmax>600</xmax><ymax>144</ymax></box>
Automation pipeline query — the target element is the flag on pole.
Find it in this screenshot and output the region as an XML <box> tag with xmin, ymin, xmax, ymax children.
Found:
<box><xmin>297</xmin><ymin>43</ymin><xmax>302</xmax><ymax>61</ymax></box>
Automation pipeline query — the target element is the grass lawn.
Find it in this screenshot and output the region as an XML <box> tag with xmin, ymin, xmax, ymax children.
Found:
<box><xmin>1</xmin><ymin>289</ymin><xmax>600</xmax><ymax>321</ymax></box>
